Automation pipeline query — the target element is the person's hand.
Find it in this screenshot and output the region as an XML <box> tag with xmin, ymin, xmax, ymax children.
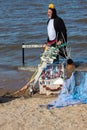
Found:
<box><xmin>43</xmin><ymin>43</ymin><xmax>48</xmax><ymax>51</ymax></box>
<box><xmin>56</xmin><ymin>40</ymin><xmax>62</xmax><ymax>45</ymax></box>
<box><xmin>43</xmin><ymin>43</ymin><xmax>47</xmax><ymax>48</ymax></box>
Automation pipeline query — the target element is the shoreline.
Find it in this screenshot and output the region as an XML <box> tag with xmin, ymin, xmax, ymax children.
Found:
<box><xmin>0</xmin><ymin>62</ymin><xmax>87</xmax><ymax>96</ymax></box>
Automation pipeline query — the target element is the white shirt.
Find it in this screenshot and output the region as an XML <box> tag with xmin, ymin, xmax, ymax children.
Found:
<box><xmin>47</xmin><ymin>19</ymin><xmax>56</xmax><ymax>41</ymax></box>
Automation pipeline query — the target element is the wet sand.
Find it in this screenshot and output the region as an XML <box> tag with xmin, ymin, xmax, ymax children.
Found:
<box><xmin>0</xmin><ymin>69</ymin><xmax>33</xmax><ymax>96</ymax></box>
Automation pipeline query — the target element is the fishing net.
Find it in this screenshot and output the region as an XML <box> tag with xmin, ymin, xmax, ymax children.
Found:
<box><xmin>47</xmin><ymin>71</ymin><xmax>87</xmax><ymax>109</ymax></box>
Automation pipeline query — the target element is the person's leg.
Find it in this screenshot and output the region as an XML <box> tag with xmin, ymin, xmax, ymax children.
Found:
<box><xmin>53</xmin><ymin>54</ymin><xmax>59</xmax><ymax>63</ymax></box>
<box><xmin>59</xmin><ymin>47</ymin><xmax>67</xmax><ymax>58</ymax></box>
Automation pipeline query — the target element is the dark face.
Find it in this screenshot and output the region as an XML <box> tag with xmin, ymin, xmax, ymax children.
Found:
<box><xmin>47</xmin><ymin>9</ymin><xmax>52</xmax><ymax>19</ymax></box>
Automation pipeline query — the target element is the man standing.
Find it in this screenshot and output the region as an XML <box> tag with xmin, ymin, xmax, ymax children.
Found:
<box><xmin>45</xmin><ymin>3</ymin><xmax>67</xmax><ymax>62</ymax></box>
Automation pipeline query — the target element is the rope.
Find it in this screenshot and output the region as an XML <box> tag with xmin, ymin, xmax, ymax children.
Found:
<box><xmin>29</xmin><ymin>42</ymin><xmax>71</xmax><ymax>85</ymax></box>
<box><xmin>29</xmin><ymin>46</ymin><xmax>48</xmax><ymax>84</ymax></box>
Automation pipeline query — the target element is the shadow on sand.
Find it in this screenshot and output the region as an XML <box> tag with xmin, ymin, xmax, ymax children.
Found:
<box><xmin>0</xmin><ymin>96</ymin><xmax>18</xmax><ymax>104</ymax></box>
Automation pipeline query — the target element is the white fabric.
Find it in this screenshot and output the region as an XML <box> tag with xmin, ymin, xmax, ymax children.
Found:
<box><xmin>53</xmin><ymin>78</ymin><xmax>64</xmax><ymax>85</ymax></box>
<box><xmin>47</xmin><ymin>19</ymin><xmax>56</xmax><ymax>41</ymax></box>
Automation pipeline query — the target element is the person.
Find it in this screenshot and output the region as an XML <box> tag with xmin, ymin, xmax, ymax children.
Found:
<box><xmin>66</xmin><ymin>58</ymin><xmax>75</xmax><ymax>78</ymax></box>
<box><xmin>44</xmin><ymin>4</ymin><xmax>67</xmax><ymax>62</ymax></box>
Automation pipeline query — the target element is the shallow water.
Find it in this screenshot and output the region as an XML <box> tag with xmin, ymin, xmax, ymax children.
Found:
<box><xmin>0</xmin><ymin>0</ymin><xmax>87</xmax><ymax>93</ymax></box>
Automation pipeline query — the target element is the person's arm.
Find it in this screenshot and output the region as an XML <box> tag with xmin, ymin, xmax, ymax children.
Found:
<box><xmin>54</xmin><ymin>17</ymin><xmax>67</xmax><ymax>44</ymax></box>
<box><xmin>58</xmin><ymin>18</ymin><xmax>67</xmax><ymax>43</ymax></box>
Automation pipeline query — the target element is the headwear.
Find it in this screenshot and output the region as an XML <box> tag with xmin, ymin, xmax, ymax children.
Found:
<box><xmin>48</xmin><ymin>4</ymin><xmax>55</xmax><ymax>9</ymax></box>
<box><xmin>48</xmin><ymin>4</ymin><xmax>57</xmax><ymax>19</ymax></box>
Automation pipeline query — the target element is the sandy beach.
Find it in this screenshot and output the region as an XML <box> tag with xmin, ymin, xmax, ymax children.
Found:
<box><xmin>0</xmin><ymin>64</ymin><xmax>87</xmax><ymax>130</ymax></box>
<box><xmin>0</xmin><ymin>95</ymin><xmax>87</xmax><ymax>130</ymax></box>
